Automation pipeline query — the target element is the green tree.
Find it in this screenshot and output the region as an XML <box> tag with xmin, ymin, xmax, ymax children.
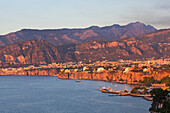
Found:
<box><xmin>143</xmin><ymin>77</ymin><xmax>155</xmax><ymax>86</ymax></box>
<box><xmin>161</xmin><ymin>76</ymin><xmax>170</xmax><ymax>86</ymax></box>
<box><xmin>149</xmin><ymin>88</ymin><xmax>170</xmax><ymax>113</ymax></box>
<box><xmin>131</xmin><ymin>87</ymin><xmax>140</xmax><ymax>94</ymax></box>
<box><xmin>119</xmin><ymin>78</ymin><xmax>124</xmax><ymax>82</ymax></box>
<box><xmin>140</xmin><ymin>87</ymin><xmax>148</xmax><ymax>93</ymax></box>
<box><xmin>106</xmin><ymin>76</ymin><xmax>113</xmax><ymax>82</ymax></box>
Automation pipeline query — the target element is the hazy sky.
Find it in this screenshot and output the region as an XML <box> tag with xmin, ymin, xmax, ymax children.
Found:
<box><xmin>0</xmin><ymin>0</ymin><xmax>170</xmax><ymax>35</ymax></box>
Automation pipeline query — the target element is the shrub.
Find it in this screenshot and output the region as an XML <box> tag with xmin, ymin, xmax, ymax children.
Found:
<box><xmin>119</xmin><ymin>78</ymin><xmax>124</xmax><ymax>81</ymax></box>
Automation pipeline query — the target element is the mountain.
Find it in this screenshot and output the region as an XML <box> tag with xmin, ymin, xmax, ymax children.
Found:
<box><xmin>0</xmin><ymin>40</ymin><xmax>75</xmax><ymax>67</ymax></box>
<box><xmin>137</xmin><ymin>29</ymin><xmax>170</xmax><ymax>44</ymax></box>
<box><xmin>71</xmin><ymin>29</ymin><xmax>170</xmax><ymax>61</ymax></box>
<box><xmin>0</xmin><ymin>22</ymin><xmax>157</xmax><ymax>47</ymax></box>
<box><xmin>0</xmin><ymin>29</ymin><xmax>169</xmax><ymax>67</ymax></box>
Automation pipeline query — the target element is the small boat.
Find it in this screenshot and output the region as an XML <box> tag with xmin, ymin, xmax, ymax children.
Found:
<box><xmin>143</xmin><ymin>96</ymin><xmax>153</xmax><ymax>101</ymax></box>
<box><xmin>108</xmin><ymin>94</ymin><xmax>118</xmax><ymax>96</ymax></box>
<box><xmin>75</xmin><ymin>80</ymin><xmax>81</xmax><ymax>82</ymax></box>
<box><xmin>54</xmin><ymin>78</ymin><xmax>57</xmax><ymax>80</ymax></box>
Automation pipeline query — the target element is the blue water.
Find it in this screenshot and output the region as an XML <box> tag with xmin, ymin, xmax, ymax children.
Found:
<box><xmin>0</xmin><ymin>76</ymin><xmax>151</xmax><ymax>113</ymax></box>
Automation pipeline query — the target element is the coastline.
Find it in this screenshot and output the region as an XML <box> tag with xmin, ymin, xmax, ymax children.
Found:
<box><xmin>1</xmin><ymin>68</ymin><xmax>169</xmax><ymax>87</ymax></box>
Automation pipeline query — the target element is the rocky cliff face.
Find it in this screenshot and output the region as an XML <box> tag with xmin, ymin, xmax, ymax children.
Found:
<box><xmin>0</xmin><ymin>29</ymin><xmax>169</xmax><ymax>66</ymax></box>
<box><xmin>0</xmin><ymin>40</ymin><xmax>75</xmax><ymax>66</ymax></box>
<box><xmin>0</xmin><ymin>68</ymin><xmax>58</xmax><ymax>76</ymax></box>
<box><xmin>58</xmin><ymin>70</ymin><xmax>170</xmax><ymax>84</ymax></box>
<box><xmin>0</xmin><ymin>22</ymin><xmax>156</xmax><ymax>46</ymax></box>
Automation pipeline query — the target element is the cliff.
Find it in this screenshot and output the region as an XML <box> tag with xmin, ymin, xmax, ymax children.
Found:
<box><xmin>0</xmin><ymin>68</ymin><xmax>58</xmax><ymax>76</ymax></box>
<box><xmin>0</xmin><ymin>40</ymin><xmax>75</xmax><ymax>66</ymax></box>
<box><xmin>58</xmin><ymin>70</ymin><xmax>170</xmax><ymax>84</ymax></box>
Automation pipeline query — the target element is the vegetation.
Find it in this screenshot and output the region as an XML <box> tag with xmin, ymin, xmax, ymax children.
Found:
<box><xmin>133</xmin><ymin>80</ymin><xmax>137</xmax><ymax>82</ymax></box>
<box><xmin>139</xmin><ymin>76</ymin><xmax>170</xmax><ymax>86</ymax></box>
<box><xmin>124</xmin><ymin>90</ymin><xmax>128</xmax><ymax>93</ymax></box>
<box><xmin>131</xmin><ymin>87</ymin><xmax>148</xmax><ymax>94</ymax></box>
<box><xmin>108</xmin><ymin>71</ymin><xmax>116</xmax><ymax>74</ymax></box>
<box><xmin>106</xmin><ymin>76</ymin><xmax>113</xmax><ymax>82</ymax></box>
<box><xmin>131</xmin><ymin>87</ymin><xmax>140</xmax><ymax>94</ymax></box>
<box><xmin>131</xmin><ymin>67</ymin><xmax>143</xmax><ymax>72</ymax></box>
<box><xmin>159</xmin><ymin>65</ymin><xmax>170</xmax><ymax>73</ymax></box>
<box><xmin>160</xmin><ymin>76</ymin><xmax>170</xmax><ymax>86</ymax></box>
<box><xmin>149</xmin><ymin>88</ymin><xmax>170</xmax><ymax>113</ymax></box>
<box><xmin>139</xmin><ymin>77</ymin><xmax>155</xmax><ymax>85</ymax></box>
<box><xmin>119</xmin><ymin>78</ymin><xmax>124</xmax><ymax>82</ymax></box>
<box><xmin>105</xmin><ymin>66</ymin><xmax>113</xmax><ymax>70</ymax></box>
<box><xmin>160</xmin><ymin>64</ymin><xmax>170</xmax><ymax>70</ymax></box>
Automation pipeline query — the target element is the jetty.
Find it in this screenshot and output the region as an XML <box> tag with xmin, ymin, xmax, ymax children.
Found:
<box><xmin>99</xmin><ymin>87</ymin><xmax>152</xmax><ymax>101</ymax></box>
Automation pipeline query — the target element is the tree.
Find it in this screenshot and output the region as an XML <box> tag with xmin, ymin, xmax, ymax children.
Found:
<box><xmin>131</xmin><ymin>87</ymin><xmax>140</xmax><ymax>94</ymax></box>
<box><xmin>119</xmin><ymin>78</ymin><xmax>124</xmax><ymax>82</ymax></box>
<box><xmin>149</xmin><ymin>88</ymin><xmax>170</xmax><ymax>113</ymax></box>
<box><xmin>160</xmin><ymin>76</ymin><xmax>170</xmax><ymax>86</ymax></box>
<box><xmin>130</xmin><ymin>87</ymin><xmax>148</xmax><ymax>94</ymax></box>
<box><xmin>143</xmin><ymin>77</ymin><xmax>155</xmax><ymax>86</ymax></box>
<box><xmin>140</xmin><ymin>87</ymin><xmax>148</xmax><ymax>93</ymax></box>
<box><xmin>106</xmin><ymin>76</ymin><xmax>113</xmax><ymax>82</ymax></box>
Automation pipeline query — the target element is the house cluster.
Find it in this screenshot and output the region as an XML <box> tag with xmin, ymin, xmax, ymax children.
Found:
<box><xmin>0</xmin><ymin>57</ymin><xmax>170</xmax><ymax>73</ymax></box>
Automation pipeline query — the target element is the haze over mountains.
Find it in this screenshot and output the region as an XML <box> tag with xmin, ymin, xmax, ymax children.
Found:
<box><xmin>0</xmin><ymin>22</ymin><xmax>156</xmax><ymax>47</ymax></box>
<box><xmin>0</xmin><ymin>26</ymin><xmax>170</xmax><ymax>67</ymax></box>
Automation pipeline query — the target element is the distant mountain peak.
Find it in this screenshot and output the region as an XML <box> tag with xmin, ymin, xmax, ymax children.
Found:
<box><xmin>134</xmin><ymin>21</ymin><xmax>144</xmax><ymax>24</ymax></box>
<box><xmin>126</xmin><ymin>22</ymin><xmax>157</xmax><ymax>31</ymax></box>
<box><xmin>88</xmin><ymin>26</ymin><xmax>100</xmax><ymax>30</ymax></box>
<box><xmin>127</xmin><ymin>21</ymin><xmax>145</xmax><ymax>26</ymax></box>
<box><xmin>112</xmin><ymin>24</ymin><xmax>121</xmax><ymax>28</ymax></box>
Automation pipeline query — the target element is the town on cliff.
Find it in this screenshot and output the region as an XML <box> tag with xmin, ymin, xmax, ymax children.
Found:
<box><xmin>0</xmin><ymin>57</ymin><xmax>170</xmax><ymax>88</ymax></box>
<box><xmin>1</xmin><ymin>56</ymin><xmax>170</xmax><ymax>112</ymax></box>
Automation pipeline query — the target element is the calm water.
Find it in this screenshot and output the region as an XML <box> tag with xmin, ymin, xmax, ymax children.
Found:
<box><xmin>0</xmin><ymin>76</ymin><xmax>151</xmax><ymax>113</ymax></box>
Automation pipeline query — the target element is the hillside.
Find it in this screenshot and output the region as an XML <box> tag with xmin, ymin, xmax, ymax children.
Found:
<box><xmin>59</xmin><ymin>29</ymin><xmax>170</xmax><ymax>62</ymax></box>
<box><xmin>0</xmin><ymin>40</ymin><xmax>75</xmax><ymax>67</ymax></box>
<box><xmin>0</xmin><ymin>29</ymin><xmax>169</xmax><ymax>67</ymax></box>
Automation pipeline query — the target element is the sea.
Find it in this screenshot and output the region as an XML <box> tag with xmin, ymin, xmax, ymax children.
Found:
<box><xmin>0</xmin><ymin>76</ymin><xmax>151</xmax><ymax>113</ymax></box>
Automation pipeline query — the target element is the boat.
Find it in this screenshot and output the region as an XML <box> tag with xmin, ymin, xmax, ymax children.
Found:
<box><xmin>99</xmin><ymin>87</ymin><xmax>121</xmax><ymax>94</ymax></box>
<box><xmin>143</xmin><ymin>96</ymin><xmax>153</xmax><ymax>101</ymax></box>
<box><xmin>75</xmin><ymin>80</ymin><xmax>81</xmax><ymax>82</ymax></box>
<box><xmin>54</xmin><ymin>78</ymin><xmax>57</xmax><ymax>80</ymax></box>
<box><xmin>75</xmin><ymin>73</ymin><xmax>81</xmax><ymax>82</ymax></box>
<box><xmin>108</xmin><ymin>94</ymin><xmax>118</xmax><ymax>96</ymax></box>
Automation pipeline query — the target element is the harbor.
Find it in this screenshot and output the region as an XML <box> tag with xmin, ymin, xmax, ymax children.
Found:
<box><xmin>0</xmin><ymin>76</ymin><xmax>152</xmax><ymax>113</ymax></box>
<box><xmin>99</xmin><ymin>86</ymin><xmax>153</xmax><ymax>101</ymax></box>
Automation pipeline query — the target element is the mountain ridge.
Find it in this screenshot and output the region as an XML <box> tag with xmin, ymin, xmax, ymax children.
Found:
<box><xmin>0</xmin><ymin>22</ymin><xmax>157</xmax><ymax>47</ymax></box>
<box><xmin>0</xmin><ymin>28</ymin><xmax>169</xmax><ymax>67</ymax></box>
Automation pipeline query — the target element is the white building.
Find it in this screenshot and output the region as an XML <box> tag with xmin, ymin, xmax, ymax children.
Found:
<box><xmin>97</xmin><ymin>67</ymin><xmax>105</xmax><ymax>72</ymax></box>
